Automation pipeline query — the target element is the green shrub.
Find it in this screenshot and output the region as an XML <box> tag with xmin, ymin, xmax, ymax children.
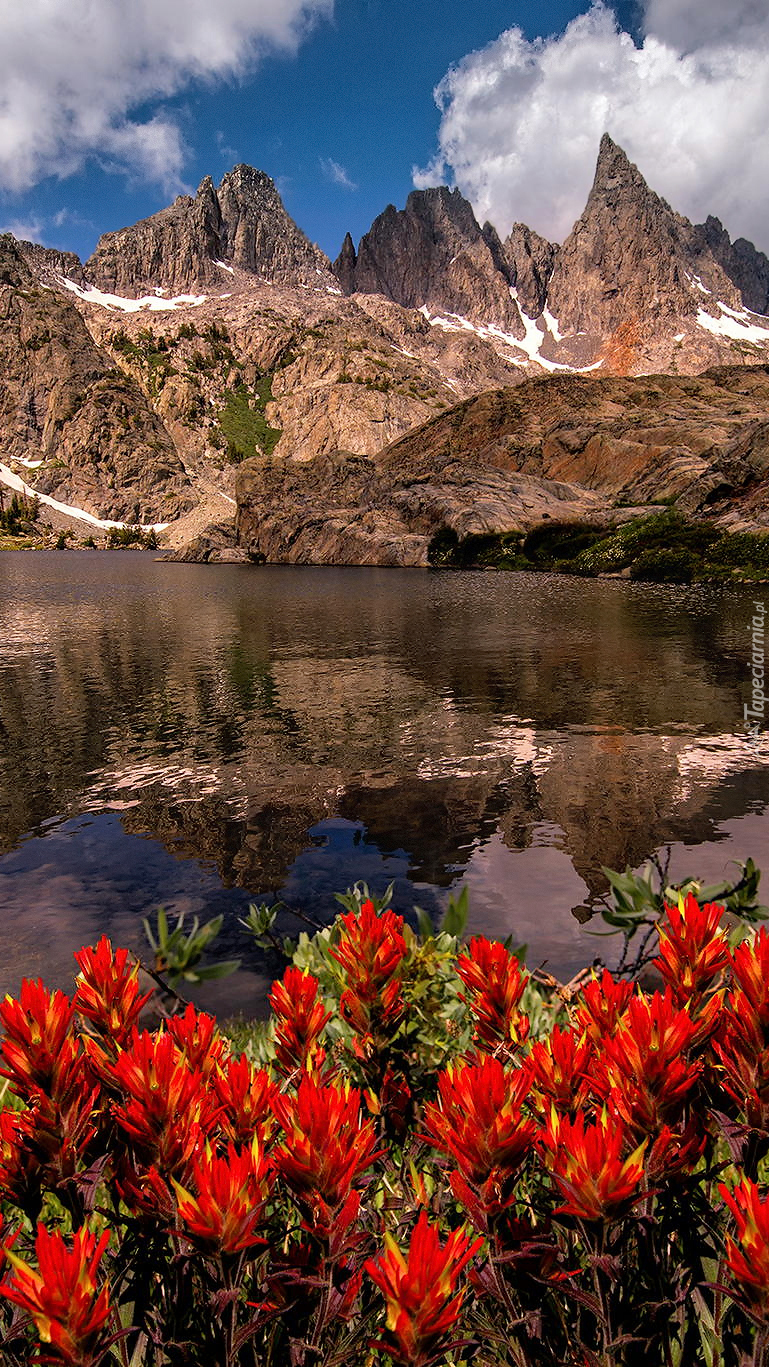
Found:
<box><xmin>629</xmin><ymin>546</ymin><xmax>699</xmax><ymax>583</ymax></box>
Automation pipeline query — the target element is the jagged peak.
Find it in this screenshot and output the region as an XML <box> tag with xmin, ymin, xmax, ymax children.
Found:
<box><xmin>196</xmin><ymin>174</ymin><xmax>216</xmax><ymax>198</ymax></box>
<box><xmin>218</xmin><ymin>163</ymin><xmax>276</xmax><ymax>194</ymax></box>
<box><xmin>591</xmin><ymin>133</ymin><xmax>641</xmax><ymax>193</ymax></box>
<box><xmin>403</xmin><ymin>184</ymin><xmax>480</xmax><ymax>235</ymax></box>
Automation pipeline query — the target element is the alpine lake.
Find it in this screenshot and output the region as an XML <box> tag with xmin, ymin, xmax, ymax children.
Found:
<box><xmin>1</xmin><ymin>550</ymin><xmax>767</xmax><ymax>1016</ymax></box>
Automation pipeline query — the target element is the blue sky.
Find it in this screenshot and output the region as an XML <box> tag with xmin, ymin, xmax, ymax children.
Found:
<box><xmin>2</xmin><ymin>0</ymin><xmax>769</xmax><ymax>265</ymax></box>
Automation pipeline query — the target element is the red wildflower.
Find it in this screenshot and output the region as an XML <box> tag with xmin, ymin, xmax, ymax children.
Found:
<box><xmin>712</xmin><ymin>1008</ymin><xmax>769</xmax><ymax>1132</ymax></box>
<box><xmin>22</xmin><ymin>1083</ymin><xmax>101</xmax><ymax>1194</ymax></box>
<box><xmin>330</xmin><ymin>900</ymin><xmax>406</xmax><ymax>1041</ymax></box>
<box><xmin>1</xmin><ymin>1221</ymin><xmax>112</xmax><ymax>1366</ymax></box>
<box><xmin>108</xmin><ymin>1029</ymin><xmax>218</xmax><ymax>1175</ymax></box>
<box><xmin>456</xmin><ymin>937</ymin><xmax>529</xmax><ymax>1055</ymax></box>
<box><xmin>174</xmin><ymin>1137</ymin><xmax>273</xmax><ymax>1255</ymax></box>
<box><xmin>272</xmin><ymin>1076</ymin><xmax>381</xmax><ymax>1236</ymax></box>
<box><xmin>113</xmin><ymin>1161</ymin><xmax>175</xmax><ymax>1222</ymax></box>
<box><xmin>654</xmin><ymin>895</ymin><xmax>729</xmax><ymax>1006</ymax></box>
<box><xmin>423</xmin><ymin>1055</ymin><xmax>536</xmax><ymax>1186</ymax></box>
<box><xmin>720</xmin><ymin>1176</ymin><xmax>769</xmax><ymax>1317</ymax></box>
<box><xmin>595</xmin><ymin>990</ymin><xmax>701</xmax><ymax>1135</ymax></box>
<box><xmin>365</xmin><ymin>1210</ymin><xmax>482</xmax><ymax>1367</ymax></box>
<box><xmin>165</xmin><ymin>1004</ymin><xmax>229</xmax><ymax>1080</ymax></box>
<box><xmin>0</xmin><ymin>980</ymin><xmax>78</xmax><ymax>1099</ymax></box>
<box><xmin>529</xmin><ymin>1026</ymin><xmax>595</xmax><ymax>1116</ymax></box>
<box><xmin>214</xmin><ymin>1054</ymin><xmax>277</xmax><ymax>1145</ymax></box>
<box><xmin>730</xmin><ymin>928</ymin><xmax>769</xmax><ymax>1035</ymax></box>
<box><xmin>0</xmin><ymin>1108</ymin><xmax>44</xmax><ymax>1212</ymax></box>
<box><xmin>269</xmin><ymin>966</ymin><xmax>331</xmax><ymax>1077</ymax></box>
<box><xmin>573</xmin><ymin>970</ymin><xmax>635</xmax><ymax>1043</ymax></box>
<box><xmin>645</xmin><ymin>1118</ymin><xmax>707</xmax><ymax>1183</ymax></box>
<box><xmin>73</xmin><ymin>937</ymin><xmax>151</xmax><ymax>1048</ymax></box>
<box><xmin>540</xmin><ymin>1109</ymin><xmax>646</xmax><ymax>1223</ymax></box>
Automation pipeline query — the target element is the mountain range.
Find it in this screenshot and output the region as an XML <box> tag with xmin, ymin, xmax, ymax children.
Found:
<box><xmin>2</xmin><ymin>133</ymin><xmax>769</xmax><ymax>557</ymax></box>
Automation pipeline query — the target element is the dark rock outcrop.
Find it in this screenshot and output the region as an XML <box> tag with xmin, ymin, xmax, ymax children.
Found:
<box><xmin>694</xmin><ymin>215</ymin><xmax>769</xmax><ymax>316</ymax></box>
<box><xmin>502</xmin><ymin>224</ymin><xmax>557</xmax><ymax>318</ymax></box>
<box><xmin>332</xmin><ymin>185</ymin><xmax>524</xmax><ymax>334</ymax></box>
<box><xmin>85</xmin><ymin>165</ymin><xmax>334</xmax><ymax>297</ymax></box>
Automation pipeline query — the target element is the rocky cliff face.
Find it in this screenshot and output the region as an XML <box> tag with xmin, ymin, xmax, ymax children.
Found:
<box><xmin>502</xmin><ymin>224</ymin><xmax>556</xmax><ymax>318</ymax></box>
<box><xmin>334</xmin><ymin>135</ymin><xmax>769</xmax><ymax>376</ymax></box>
<box><xmin>0</xmin><ymin>236</ymin><xmax>193</xmax><ymax>524</ymax></box>
<box><xmin>235</xmin><ymin>364</ymin><xmax>769</xmax><ymax>565</ymax></box>
<box><xmin>85</xmin><ymin>165</ymin><xmax>334</xmax><ymax>297</ymax></box>
<box><xmin>694</xmin><ymin>215</ymin><xmax>769</xmax><ymax>316</ymax></box>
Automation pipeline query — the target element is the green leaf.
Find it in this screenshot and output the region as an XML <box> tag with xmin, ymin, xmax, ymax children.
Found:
<box><xmin>416</xmin><ymin>906</ymin><xmax>434</xmax><ymax>941</ymax></box>
<box><xmin>442</xmin><ymin>885</ymin><xmax>469</xmax><ymax>939</ymax></box>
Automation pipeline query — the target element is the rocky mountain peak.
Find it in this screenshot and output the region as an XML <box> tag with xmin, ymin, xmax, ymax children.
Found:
<box><xmin>333</xmin><ymin>232</ymin><xmax>357</xmax><ymax>293</ymax></box>
<box><xmin>545</xmin><ymin>131</ymin><xmax>744</xmax><ymax>342</ymax></box>
<box><xmin>83</xmin><ymin>164</ymin><xmax>333</xmax><ymax>298</ymax></box>
<box><xmin>693</xmin><ymin>214</ymin><xmax>769</xmax><ymax>316</ymax></box>
<box><xmin>332</xmin><ymin>184</ymin><xmax>524</xmax><ymax>335</ymax></box>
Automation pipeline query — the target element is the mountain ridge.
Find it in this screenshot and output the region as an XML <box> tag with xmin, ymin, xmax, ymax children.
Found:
<box><xmin>4</xmin><ymin>134</ymin><xmax>769</xmax><ymax>557</ymax></box>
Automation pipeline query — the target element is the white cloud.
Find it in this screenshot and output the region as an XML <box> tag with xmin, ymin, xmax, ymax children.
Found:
<box><xmin>414</xmin><ymin>1</ymin><xmax>769</xmax><ymax>253</ymax></box>
<box><xmin>0</xmin><ymin>0</ymin><xmax>333</xmax><ymax>192</ymax></box>
<box><xmin>0</xmin><ymin>217</ymin><xmax>46</xmax><ymax>244</ymax></box>
<box><xmin>320</xmin><ymin>157</ymin><xmax>357</xmax><ymax>190</ymax></box>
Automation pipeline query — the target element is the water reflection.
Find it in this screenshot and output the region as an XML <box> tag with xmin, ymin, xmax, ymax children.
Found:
<box><xmin>0</xmin><ymin>552</ymin><xmax>767</xmax><ymax>1000</ymax></box>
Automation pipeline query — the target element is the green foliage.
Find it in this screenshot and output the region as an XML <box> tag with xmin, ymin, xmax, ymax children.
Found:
<box><xmin>428</xmin><ymin>526</ymin><xmax>527</xmax><ymax>569</ymax></box>
<box><xmin>594</xmin><ymin>855</ymin><xmax>769</xmax><ymax>974</ymax></box>
<box><xmin>142</xmin><ymin>907</ymin><xmax>240</xmax><ymax>988</ymax></box>
<box><xmin>106</xmin><ymin>526</ymin><xmax>158</xmax><ymax>549</ymax></box>
<box><xmin>0</xmin><ymin>494</ymin><xmax>38</xmax><ymax>535</ymax></box>
<box><xmin>427</xmin><ymin>508</ymin><xmax>769</xmax><ymax>582</ymax></box>
<box><xmin>629</xmin><ymin>546</ymin><xmax>699</xmax><ymax>583</ymax></box>
<box><xmin>216</xmin><ymin>380</ymin><xmax>282</xmax><ymax>462</ymax></box>
<box><xmin>109</xmin><ymin>327</ymin><xmax>178</xmax><ymax>395</ymax></box>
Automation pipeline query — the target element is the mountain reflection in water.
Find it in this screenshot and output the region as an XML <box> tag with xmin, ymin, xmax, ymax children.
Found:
<box><xmin>0</xmin><ymin>551</ymin><xmax>767</xmax><ymax>1009</ymax></box>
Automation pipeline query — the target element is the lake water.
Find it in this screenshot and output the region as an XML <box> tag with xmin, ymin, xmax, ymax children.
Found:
<box><xmin>1</xmin><ymin>551</ymin><xmax>767</xmax><ymax>1014</ymax></box>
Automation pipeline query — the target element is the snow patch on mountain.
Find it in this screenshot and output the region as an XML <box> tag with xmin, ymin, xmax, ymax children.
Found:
<box><xmin>60</xmin><ymin>278</ymin><xmax>207</xmax><ymax>312</ymax></box>
<box><xmin>0</xmin><ymin>463</ymin><xmax>169</xmax><ymax>531</ymax></box>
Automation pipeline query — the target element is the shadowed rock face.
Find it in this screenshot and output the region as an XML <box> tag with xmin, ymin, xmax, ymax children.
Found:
<box><xmin>235</xmin><ymin>365</ymin><xmax>769</xmax><ymax>565</ymax></box>
<box><xmin>694</xmin><ymin>215</ymin><xmax>769</xmax><ymax>316</ymax></box>
<box><xmin>85</xmin><ymin>165</ymin><xmax>334</xmax><ymax>297</ymax></box>
<box><xmin>332</xmin><ymin>185</ymin><xmax>526</xmax><ymax>335</ymax></box>
<box><xmin>502</xmin><ymin>224</ymin><xmax>557</xmax><ymax>318</ymax></box>
<box><xmin>0</xmin><ymin>236</ymin><xmax>193</xmax><ymax>523</ymax></box>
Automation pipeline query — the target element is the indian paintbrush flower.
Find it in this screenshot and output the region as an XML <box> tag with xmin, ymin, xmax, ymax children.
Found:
<box><xmin>73</xmin><ymin>937</ymin><xmax>151</xmax><ymax>1048</ymax></box>
<box><xmin>456</xmin><ymin>936</ymin><xmax>530</xmax><ymax>1055</ymax></box>
<box><xmin>365</xmin><ymin>1209</ymin><xmax>482</xmax><ymax>1367</ymax></box>
<box><xmin>272</xmin><ymin>1075</ymin><xmax>381</xmax><ymax>1237</ymax></box>
<box><xmin>173</xmin><ymin>1137</ymin><xmax>273</xmax><ymax>1255</ymax></box>
<box><xmin>720</xmin><ymin>1175</ymin><xmax>769</xmax><ymax>1318</ymax></box>
<box><xmin>653</xmin><ymin>894</ymin><xmax>729</xmax><ymax>1005</ymax></box>
<box><xmin>269</xmin><ymin>965</ymin><xmax>331</xmax><ymax>1077</ymax></box>
<box><xmin>540</xmin><ymin>1108</ymin><xmax>647</xmax><ymax>1223</ymax></box>
<box><xmin>0</xmin><ymin>980</ymin><xmax>78</xmax><ymax>1100</ymax></box>
<box><xmin>330</xmin><ymin>898</ymin><xmax>406</xmax><ymax>1042</ymax></box>
<box><xmin>1</xmin><ymin>1221</ymin><xmax>112</xmax><ymax>1366</ymax></box>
